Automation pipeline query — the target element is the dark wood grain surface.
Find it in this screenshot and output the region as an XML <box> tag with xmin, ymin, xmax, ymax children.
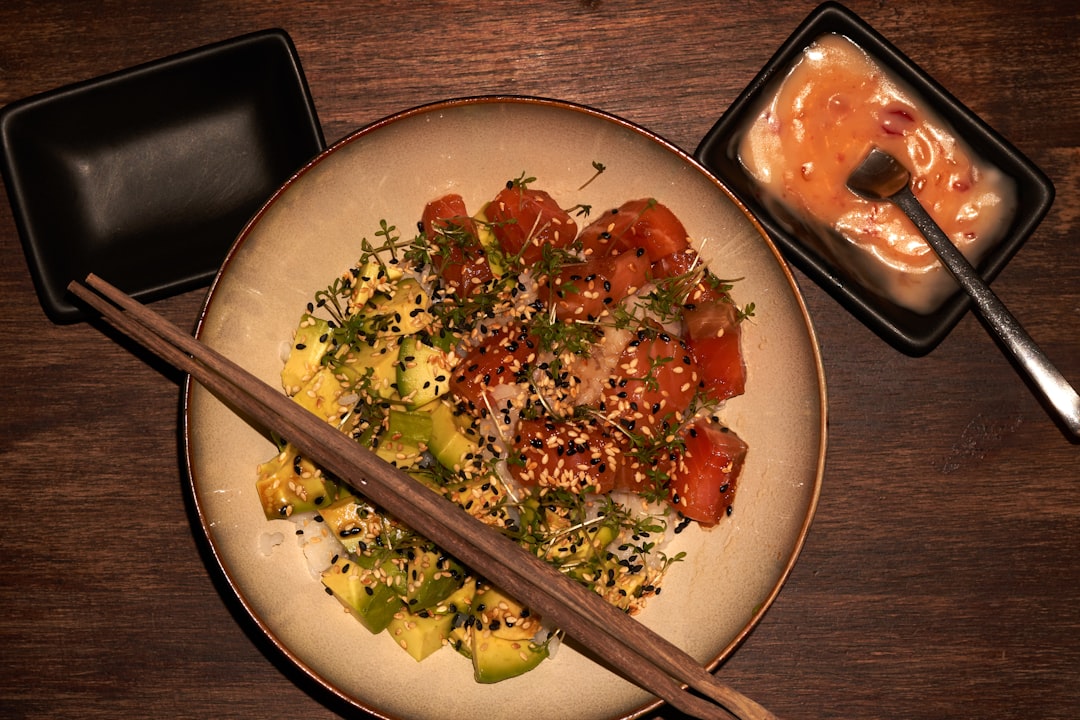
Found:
<box><xmin>2</xmin><ymin>2</ymin><xmax>1077</xmax><ymax>718</ymax></box>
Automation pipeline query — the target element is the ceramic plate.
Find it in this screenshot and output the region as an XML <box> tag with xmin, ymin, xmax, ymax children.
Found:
<box><xmin>184</xmin><ymin>96</ymin><xmax>826</xmax><ymax>720</ymax></box>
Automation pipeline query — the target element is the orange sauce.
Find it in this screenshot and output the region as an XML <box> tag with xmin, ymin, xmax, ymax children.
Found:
<box><xmin>739</xmin><ymin>33</ymin><xmax>1016</xmax><ymax>314</ymax></box>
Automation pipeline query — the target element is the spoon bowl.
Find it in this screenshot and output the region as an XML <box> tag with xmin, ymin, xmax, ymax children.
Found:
<box><xmin>848</xmin><ymin>147</ymin><xmax>1080</xmax><ymax>437</ymax></box>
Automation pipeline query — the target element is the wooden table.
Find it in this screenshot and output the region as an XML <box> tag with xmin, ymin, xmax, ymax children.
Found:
<box><xmin>2</xmin><ymin>2</ymin><xmax>1077</xmax><ymax>718</ymax></box>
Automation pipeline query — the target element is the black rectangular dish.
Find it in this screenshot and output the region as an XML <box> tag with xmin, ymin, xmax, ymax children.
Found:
<box><xmin>0</xmin><ymin>28</ymin><xmax>326</xmax><ymax>324</ymax></box>
<box><xmin>695</xmin><ymin>1</ymin><xmax>1054</xmax><ymax>355</ymax></box>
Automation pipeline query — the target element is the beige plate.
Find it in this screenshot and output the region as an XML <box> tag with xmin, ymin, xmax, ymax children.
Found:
<box><xmin>184</xmin><ymin>96</ymin><xmax>827</xmax><ymax>720</ymax></box>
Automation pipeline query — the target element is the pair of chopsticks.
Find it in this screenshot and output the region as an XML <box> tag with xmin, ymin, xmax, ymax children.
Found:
<box><xmin>68</xmin><ymin>273</ymin><xmax>778</xmax><ymax>720</ymax></box>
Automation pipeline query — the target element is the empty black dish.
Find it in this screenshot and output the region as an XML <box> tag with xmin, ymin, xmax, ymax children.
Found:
<box><xmin>695</xmin><ymin>1</ymin><xmax>1054</xmax><ymax>356</ymax></box>
<box><xmin>0</xmin><ymin>28</ymin><xmax>326</xmax><ymax>324</ymax></box>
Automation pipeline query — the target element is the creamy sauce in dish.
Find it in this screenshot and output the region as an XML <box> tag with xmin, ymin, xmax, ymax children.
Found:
<box><xmin>739</xmin><ymin>33</ymin><xmax>1017</xmax><ymax>315</ymax></box>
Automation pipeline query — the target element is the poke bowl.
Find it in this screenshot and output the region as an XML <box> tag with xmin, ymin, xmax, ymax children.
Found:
<box><xmin>183</xmin><ymin>96</ymin><xmax>826</xmax><ymax>720</ymax></box>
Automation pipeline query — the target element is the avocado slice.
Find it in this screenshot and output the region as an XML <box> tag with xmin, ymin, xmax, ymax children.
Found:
<box><xmin>471</xmin><ymin>633</ymin><xmax>549</xmax><ymax>683</ymax></box>
<box><xmin>385</xmin><ymin>408</ymin><xmax>434</xmax><ymax>444</ymax></box>
<box><xmin>468</xmin><ymin>585</ymin><xmax>549</xmax><ymax>683</ymax></box>
<box><xmin>464</xmin><ymin>582</ymin><xmax>548</xmax><ymax>686</ymax></box>
<box><xmin>448</xmin><ymin>617</ymin><xmax>473</xmax><ymax>660</ymax></box>
<box><xmin>349</xmin><ymin>257</ymin><xmax>405</xmax><ymax>309</ymax></box>
<box><xmin>470</xmin><ymin>205</ymin><xmax>506</xmax><ymax>278</ymax></box>
<box><xmin>374</xmin><ymin>408</ymin><xmax>434</xmax><ymax>470</ymax></box>
<box><xmin>428</xmin><ymin>400</ymin><xmax>482</xmax><ymax>473</ymax></box>
<box><xmin>387</xmin><ymin>607</ymin><xmax>450</xmax><ymax>663</ymax></box>
<box><xmin>548</xmin><ymin>521</ymin><xmax>619</xmax><ymax>569</ymax></box>
<box><xmin>404</xmin><ymin>546</ymin><xmax>466</xmax><ymax>612</ymax></box>
<box><xmin>255</xmin><ymin>444</ymin><xmax>338</xmax><ymax>519</ymax></box>
<box><xmin>361</xmin><ymin>277</ymin><xmax>432</xmax><ymax>337</ymax></box>
<box><xmin>340</xmin><ymin>334</ymin><xmax>402</xmax><ymax>401</ymax></box>
<box><xmin>442</xmin><ymin>475</ymin><xmax>511</xmax><ymax>526</ymax></box>
<box><xmin>387</xmin><ymin>580</ymin><xmax>475</xmax><ymax>662</ymax></box>
<box><xmin>396</xmin><ymin>335</ymin><xmax>453</xmax><ymax>410</ymax></box>
<box><xmin>471</xmin><ymin>584</ymin><xmax>545</xmax><ymax>642</ymax></box>
<box><xmin>281</xmin><ymin>314</ymin><xmax>333</xmax><ymax>394</ymax></box>
<box><xmin>321</xmin><ymin>554</ymin><xmax>405</xmax><ymax>634</ymax></box>
<box><xmin>290</xmin><ymin>363</ymin><xmax>362</xmax><ymax>425</ymax></box>
<box><xmin>319</xmin><ymin>494</ymin><xmax>413</xmax><ymax>555</ymax></box>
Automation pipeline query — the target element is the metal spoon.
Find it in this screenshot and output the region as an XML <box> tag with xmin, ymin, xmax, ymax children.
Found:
<box><xmin>847</xmin><ymin>147</ymin><xmax>1080</xmax><ymax>437</ymax></box>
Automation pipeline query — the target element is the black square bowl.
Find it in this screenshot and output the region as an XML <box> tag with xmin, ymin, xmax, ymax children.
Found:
<box><xmin>695</xmin><ymin>1</ymin><xmax>1055</xmax><ymax>356</ymax></box>
<box><xmin>1</xmin><ymin>29</ymin><xmax>326</xmax><ymax>324</ymax></box>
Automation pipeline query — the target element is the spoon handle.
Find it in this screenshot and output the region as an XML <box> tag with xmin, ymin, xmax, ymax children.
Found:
<box><xmin>892</xmin><ymin>188</ymin><xmax>1080</xmax><ymax>437</ymax></box>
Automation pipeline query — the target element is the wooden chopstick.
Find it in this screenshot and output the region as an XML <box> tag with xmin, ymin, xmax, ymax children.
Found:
<box><xmin>68</xmin><ymin>273</ymin><xmax>778</xmax><ymax>720</ymax></box>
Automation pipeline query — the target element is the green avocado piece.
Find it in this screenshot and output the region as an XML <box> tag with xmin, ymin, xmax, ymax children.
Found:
<box><xmin>396</xmin><ymin>335</ymin><xmax>453</xmax><ymax>410</ymax></box>
<box><xmin>551</xmin><ymin>525</ymin><xmax>618</xmax><ymax>570</ymax></box>
<box><xmin>254</xmin><ymin>443</ymin><xmax>338</xmax><ymax>520</ymax></box>
<box><xmin>375</xmin><ymin>408</ymin><xmax>434</xmax><ymax>471</ymax></box>
<box><xmin>442</xmin><ymin>475</ymin><xmax>511</xmax><ymax>526</ymax></box>
<box><xmin>290</xmin><ymin>363</ymin><xmax>362</xmax><ymax>425</ymax></box>
<box><xmin>474</xmin><ymin>205</ymin><xmax>506</xmax><ymax>278</ymax></box>
<box><xmin>321</xmin><ymin>554</ymin><xmax>405</xmax><ymax>634</ymax></box>
<box><xmin>471</xmin><ymin>633</ymin><xmax>549</xmax><ymax>683</ymax></box>
<box><xmin>386</xmin><ymin>408</ymin><xmax>435</xmax><ymax>444</ymax></box>
<box><xmin>387</xmin><ymin>580</ymin><xmax>475</xmax><ymax>662</ymax></box>
<box><xmin>387</xmin><ymin>607</ymin><xmax>450</xmax><ymax>662</ymax></box>
<box><xmin>340</xmin><ymin>334</ymin><xmax>402</xmax><ymax>401</ymax></box>
<box><xmin>468</xmin><ymin>584</ymin><xmax>549</xmax><ymax>683</ymax></box>
<box><xmin>319</xmin><ymin>496</ymin><xmax>371</xmax><ymax>554</ymax></box>
<box><xmin>319</xmin><ymin>494</ymin><xmax>414</xmax><ymax>555</ymax></box>
<box><xmin>515</xmin><ymin>498</ymin><xmax>620</xmax><ymax>574</ymax></box>
<box><xmin>471</xmin><ymin>584</ymin><xmax>545</xmax><ymax>642</ymax></box>
<box><xmin>449</xmin><ymin>621</ymin><xmax>472</xmax><ymax>660</ymax></box>
<box><xmin>281</xmin><ymin>314</ymin><xmax>333</xmax><ymax>394</ymax></box>
<box><xmin>428</xmin><ymin>400</ymin><xmax>481</xmax><ymax>473</ymax></box>
<box><xmin>349</xmin><ymin>258</ymin><xmax>404</xmax><ymax>309</ymax></box>
<box><xmin>360</xmin><ymin>277</ymin><xmax>432</xmax><ymax>337</ymax></box>
<box><xmin>404</xmin><ymin>546</ymin><xmax>467</xmax><ymax>612</ymax></box>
